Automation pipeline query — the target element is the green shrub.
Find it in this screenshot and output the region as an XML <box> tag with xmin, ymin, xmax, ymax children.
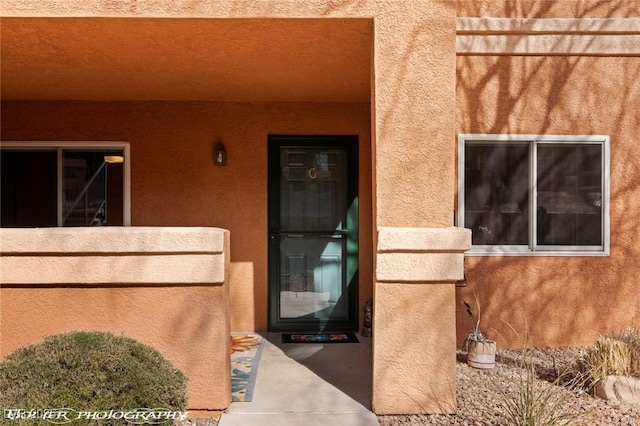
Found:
<box><xmin>576</xmin><ymin>327</ymin><xmax>640</xmax><ymax>390</ymax></box>
<box><xmin>0</xmin><ymin>331</ymin><xmax>188</xmax><ymax>425</ymax></box>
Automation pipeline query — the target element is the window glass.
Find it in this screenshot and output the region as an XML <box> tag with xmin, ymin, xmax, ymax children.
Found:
<box><xmin>459</xmin><ymin>136</ymin><xmax>607</xmax><ymax>254</ymax></box>
<box><xmin>0</xmin><ymin>147</ymin><xmax>125</xmax><ymax>228</ymax></box>
<box><xmin>1</xmin><ymin>150</ymin><xmax>57</xmax><ymax>227</ymax></box>
<box><xmin>62</xmin><ymin>150</ymin><xmax>124</xmax><ymax>227</ymax></box>
<box><xmin>536</xmin><ymin>144</ymin><xmax>602</xmax><ymax>246</ymax></box>
<box><xmin>464</xmin><ymin>144</ymin><xmax>529</xmax><ymax>245</ymax></box>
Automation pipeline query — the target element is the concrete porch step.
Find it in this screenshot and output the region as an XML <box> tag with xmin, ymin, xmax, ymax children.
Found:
<box><xmin>220</xmin><ymin>334</ymin><xmax>376</xmax><ymax>425</ymax></box>
<box><xmin>218</xmin><ymin>412</ymin><xmax>379</xmax><ymax>426</ymax></box>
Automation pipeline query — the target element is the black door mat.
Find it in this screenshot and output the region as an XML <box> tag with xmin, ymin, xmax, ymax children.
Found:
<box><xmin>282</xmin><ymin>333</ymin><xmax>359</xmax><ymax>343</ymax></box>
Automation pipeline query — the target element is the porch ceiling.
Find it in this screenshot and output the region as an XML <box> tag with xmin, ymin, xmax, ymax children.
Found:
<box><xmin>0</xmin><ymin>17</ymin><xmax>371</xmax><ymax>103</ymax></box>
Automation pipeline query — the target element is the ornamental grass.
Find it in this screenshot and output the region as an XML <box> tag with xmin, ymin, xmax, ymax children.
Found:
<box><xmin>492</xmin><ymin>348</ymin><xmax>590</xmax><ymax>426</ymax></box>
<box><xmin>576</xmin><ymin>327</ymin><xmax>640</xmax><ymax>390</ymax></box>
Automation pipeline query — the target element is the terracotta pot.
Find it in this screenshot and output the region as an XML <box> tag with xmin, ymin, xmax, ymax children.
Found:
<box><xmin>467</xmin><ymin>340</ymin><xmax>497</xmax><ymax>369</ymax></box>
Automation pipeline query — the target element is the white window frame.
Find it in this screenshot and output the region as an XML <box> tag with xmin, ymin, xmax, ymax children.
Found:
<box><xmin>458</xmin><ymin>134</ymin><xmax>610</xmax><ymax>256</ymax></box>
<box><xmin>1</xmin><ymin>141</ymin><xmax>131</xmax><ymax>226</ymax></box>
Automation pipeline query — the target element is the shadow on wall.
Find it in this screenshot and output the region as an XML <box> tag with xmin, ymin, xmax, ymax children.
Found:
<box><xmin>457</xmin><ymin>0</ymin><xmax>639</xmax><ymax>19</ymax></box>
<box><xmin>455</xmin><ymin>1</ymin><xmax>640</xmax><ymax>348</ymax></box>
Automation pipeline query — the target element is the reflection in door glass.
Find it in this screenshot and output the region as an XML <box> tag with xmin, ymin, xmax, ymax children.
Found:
<box><xmin>278</xmin><ymin>147</ymin><xmax>349</xmax><ymax>322</ymax></box>
<box><xmin>279</xmin><ymin>235</ymin><xmax>347</xmax><ymax>320</ymax></box>
<box><xmin>280</xmin><ymin>148</ymin><xmax>346</xmax><ymax>231</ymax></box>
<box><xmin>269</xmin><ymin>137</ymin><xmax>358</xmax><ymax>331</ymax></box>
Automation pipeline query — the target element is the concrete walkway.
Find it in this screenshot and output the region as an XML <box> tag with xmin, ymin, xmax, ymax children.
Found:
<box><xmin>219</xmin><ymin>333</ymin><xmax>378</xmax><ymax>426</ymax></box>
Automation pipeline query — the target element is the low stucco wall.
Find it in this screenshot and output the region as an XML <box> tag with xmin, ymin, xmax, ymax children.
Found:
<box><xmin>0</xmin><ymin>227</ymin><xmax>231</xmax><ymax>414</ymax></box>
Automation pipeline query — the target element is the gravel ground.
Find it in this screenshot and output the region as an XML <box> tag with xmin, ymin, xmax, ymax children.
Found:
<box><xmin>177</xmin><ymin>417</ymin><xmax>219</xmax><ymax>426</ymax></box>
<box><xmin>378</xmin><ymin>347</ymin><xmax>640</xmax><ymax>425</ymax></box>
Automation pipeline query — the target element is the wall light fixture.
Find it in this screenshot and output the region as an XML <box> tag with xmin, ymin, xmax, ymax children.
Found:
<box><xmin>214</xmin><ymin>143</ymin><xmax>227</xmax><ymax>166</ymax></box>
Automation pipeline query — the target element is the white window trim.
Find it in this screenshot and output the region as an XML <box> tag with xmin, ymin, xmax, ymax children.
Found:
<box><xmin>1</xmin><ymin>141</ymin><xmax>131</xmax><ymax>226</ymax></box>
<box><xmin>458</xmin><ymin>134</ymin><xmax>610</xmax><ymax>256</ymax></box>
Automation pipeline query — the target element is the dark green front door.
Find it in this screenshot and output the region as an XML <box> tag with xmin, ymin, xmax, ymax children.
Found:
<box><xmin>268</xmin><ymin>135</ymin><xmax>358</xmax><ymax>332</ymax></box>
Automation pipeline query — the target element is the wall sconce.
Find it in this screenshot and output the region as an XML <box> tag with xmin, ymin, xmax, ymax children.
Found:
<box><xmin>214</xmin><ymin>143</ymin><xmax>227</xmax><ymax>166</ymax></box>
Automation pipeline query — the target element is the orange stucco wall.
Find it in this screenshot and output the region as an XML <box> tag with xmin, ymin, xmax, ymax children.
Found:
<box><xmin>456</xmin><ymin>54</ymin><xmax>640</xmax><ymax>348</ymax></box>
<box><xmin>1</xmin><ymin>101</ymin><xmax>373</xmax><ymax>332</ymax></box>
<box><xmin>458</xmin><ymin>0</ymin><xmax>639</xmax><ymax>18</ymax></box>
<box><xmin>3</xmin><ymin>0</ymin><xmax>636</xmax><ymax>416</ymax></box>
<box><xmin>372</xmin><ymin>3</ymin><xmax>457</xmax><ymax>228</ymax></box>
<box><xmin>1</xmin><ymin>287</ymin><xmax>230</xmax><ymax>411</ymax></box>
<box><xmin>369</xmin><ymin>0</ymin><xmax>462</xmax><ymax>414</ymax></box>
<box><xmin>1</xmin><ymin>227</ymin><xmax>231</xmax><ymax>413</ymax></box>
<box><xmin>2</xmin><ymin>0</ymin><xmax>464</xmax><ymax>416</ymax></box>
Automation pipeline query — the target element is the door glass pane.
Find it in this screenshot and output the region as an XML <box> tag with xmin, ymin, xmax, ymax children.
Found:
<box><xmin>276</xmin><ymin>144</ymin><xmax>351</xmax><ymax>326</ymax></box>
<box><xmin>280</xmin><ymin>148</ymin><xmax>347</xmax><ymax>232</ymax></box>
<box><xmin>465</xmin><ymin>144</ymin><xmax>529</xmax><ymax>245</ymax></box>
<box><xmin>63</xmin><ymin>150</ymin><xmax>124</xmax><ymax>226</ymax></box>
<box><xmin>279</xmin><ymin>235</ymin><xmax>347</xmax><ymax>320</ymax></box>
<box><xmin>1</xmin><ymin>150</ymin><xmax>57</xmax><ymax>227</ymax></box>
<box><xmin>537</xmin><ymin>144</ymin><xmax>602</xmax><ymax>246</ymax></box>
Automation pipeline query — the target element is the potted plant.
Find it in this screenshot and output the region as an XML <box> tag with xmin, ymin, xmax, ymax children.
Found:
<box><xmin>464</xmin><ymin>296</ymin><xmax>497</xmax><ymax>369</ymax></box>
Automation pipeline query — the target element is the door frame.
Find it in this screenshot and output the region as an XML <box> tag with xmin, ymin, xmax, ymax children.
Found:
<box><xmin>267</xmin><ymin>135</ymin><xmax>359</xmax><ymax>332</ymax></box>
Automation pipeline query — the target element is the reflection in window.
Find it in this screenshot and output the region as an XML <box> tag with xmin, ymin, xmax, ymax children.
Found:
<box><xmin>465</xmin><ymin>144</ymin><xmax>529</xmax><ymax>245</ymax></box>
<box><xmin>459</xmin><ymin>136</ymin><xmax>608</xmax><ymax>254</ymax></box>
<box><xmin>537</xmin><ymin>144</ymin><xmax>602</xmax><ymax>246</ymax></box>
<box><xmin>1</xmin><ymin>146</ymin><xmax>125</xmax><ymax>228</ymax></box>
<box><xmin>1</xmin><ymin>150</ymin><xmax>57</xmax><ymax>227</ymax></box>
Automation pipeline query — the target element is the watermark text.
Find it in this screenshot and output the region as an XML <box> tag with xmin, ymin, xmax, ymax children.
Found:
<box><xmin>4</xmin><ymin>408</ymin><xmax>188</xmax><ymax>424</ymax></box>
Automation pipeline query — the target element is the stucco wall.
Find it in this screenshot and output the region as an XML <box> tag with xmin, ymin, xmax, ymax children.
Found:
<box><xmin>0</xmin><ymin>227</ymin><xmax>231</xmax><ymax>413</ymax></box>
<box><xmin>372</xmin><ymin>3</ymin><xmax>457</xmax><ymax>228</ymax></box>
<box><xmin>456</xmin><ymin>54</ymin><xmax>640</xmax><ymax>348</ymax></box>
<box><xmin>0</xmin><ymin>101</ymin><xmax>373</xmax><ymax>333</ymax></box>
<box><xmin>1</xmin><ymin>0</ymin><xmax>457</xmax><ymax>227</ymax></box>
<box><xmin>457</xmin><ymin>0</ymin><xmax>639</xmax><ymax>18</ymax></box>
<box><xmin>2</xmin><ymin>0</ymin><xmax>463</xmax><ymax>416</ymax></box>
<box><xmin>374</xmin><ymin>227</ymin><xmax>470</xmax><ymax>414</ymax></box>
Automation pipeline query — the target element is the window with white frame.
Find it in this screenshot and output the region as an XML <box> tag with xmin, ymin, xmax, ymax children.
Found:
<box><xmin>458</xmin><ymin>135</ymin><xmax>609</xmax><ymax>255</ymax></box>
<box><xmin>1</xmin><ymin>142</ymin><xmax>130</xmax><ymax>227</ymax></box>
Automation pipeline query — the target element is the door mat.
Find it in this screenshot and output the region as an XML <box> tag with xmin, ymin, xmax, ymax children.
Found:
<box><xmin>282</xmin><ymin>333</ymin><xmax>359</xmax><ymax>343</ymax></box>
<box><xmin>230</xmin><ymin>333</ymin><xmax>265</xmax><ymax>402</ymax></box>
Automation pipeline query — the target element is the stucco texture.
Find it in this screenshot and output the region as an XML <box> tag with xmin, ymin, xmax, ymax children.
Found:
<box><xmin>0</xmin><ymin>17</ymin><xmax>371</xmax><ymax>103</ymax></box>
<box><xmin>368</xmin><ymin>1</ymin><xmax>460</xmax><ymax>414</ymax></box>
<box><xmin>1</xmin><ymin>286</ymin><xmax>230</xmax><ymax>411</ymax></box>
<box><xmin>1</xmin><ymin>101</ymin><xmax>373</xmax><ymax>333</ymax></box>
<box><xmin>456</xmin><ymin>55</ymin><xmax>640</xmax><ymax>348</ymax></box>
<box><xmin>373</xmin><ymin>283</ymin><xmax>457</xmax><ymax>414</ymax></box>
<box><xmin>373</xmin><ymin>227</ymin><xmax>470</xmax><ymax>413</ymax></box>
<box><xmin>457</xmin><ymin>0</ymin><xmax>640</xmax><ymax>18</ymax></box>
<box><xmin>0</xmin><ymin>227</ymin><xmax>231</xmax><ymax>412</ymax></box>
<box><xmin>2</xmin><ymin>0</ymin><xmax>462</xmax><ymax>416</ymax></box>
<box><xmin>373</xmin><ymin>2</ymin><xmax>457</xmax><ymax>228</ymax></box>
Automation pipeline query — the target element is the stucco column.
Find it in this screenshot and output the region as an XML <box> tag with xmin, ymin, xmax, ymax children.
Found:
<box><xmin>372</xmin><ymin>227</ymin><xmax>471</xmax><ymax>414</ymax></box>
<box><xmin>373</xmin><ymin>2</ymin><xmax>457</xmax><ymax>228</ymax></box>
<box><xmin>371</xmin><ymin>1</ymin><xmax>462</xmax><ymax>415</ymax></box>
